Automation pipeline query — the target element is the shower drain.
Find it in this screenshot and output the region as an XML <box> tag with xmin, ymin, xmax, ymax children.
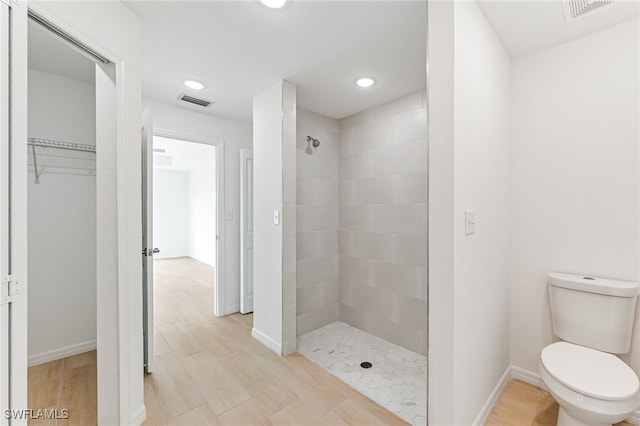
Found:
<box><xmin>360</xmin><ymin>361</ymin><xmax>373</xmax><ymax>369</ymax></box>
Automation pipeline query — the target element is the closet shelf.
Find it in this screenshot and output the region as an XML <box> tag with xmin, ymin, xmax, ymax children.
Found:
<box><xmin>27</xmin><ymin>137</ymin><xmax>96</xmax><ymax>184</ymax></box>
<box><xmin>28</xmin><ymin>137</ymin><xmax>96</xmax><ymax>153</ymax></box>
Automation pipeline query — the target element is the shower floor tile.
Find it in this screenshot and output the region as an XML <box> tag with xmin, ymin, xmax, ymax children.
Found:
<box><xmin>297</xmin><ymin>321</ymin><xmax>426</xmax><ymax>426</ymax></box>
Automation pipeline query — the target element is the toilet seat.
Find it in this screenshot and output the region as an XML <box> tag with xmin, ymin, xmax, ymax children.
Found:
<box><xmin>541</xmin><ymin>342</ymin><xmax>639</xmax><ymax>401</ymax></box>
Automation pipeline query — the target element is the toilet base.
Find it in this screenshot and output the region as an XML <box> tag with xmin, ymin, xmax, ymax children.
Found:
<box><xmin>558</xmin><ymin>407</ymin><xmax>610</xmax><ymax>426</ymax></box>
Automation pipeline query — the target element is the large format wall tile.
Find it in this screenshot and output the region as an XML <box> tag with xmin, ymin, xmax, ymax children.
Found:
<box><xmin>338</xmin><ymin>91</ymin><xmax>427</xmax><ymax>356</ymax></box>
<box><xmin>295</xmin><ymin>93</ymin><xmax>427</xmax><ymax>355</ymax></box>
<box><xmin>296</xmin><ymin>109</ymin><xmax>340</xmax><ymax>335</ymax></box>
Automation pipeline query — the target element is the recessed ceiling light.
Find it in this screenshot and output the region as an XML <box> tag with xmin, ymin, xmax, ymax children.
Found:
<box><xmin>260</xmin><ymin>0</ymin><xmax>286</xmax><ymax>8</ymax></box>
<box><xmin>355</xmin><ymin>77</ymin><xmax>376</xmax><ymax>88</ymax></box>
<box><xmin>183</xmin><ymin>79</ymin><xmax>205</xmax><ymax>90</ymax></box>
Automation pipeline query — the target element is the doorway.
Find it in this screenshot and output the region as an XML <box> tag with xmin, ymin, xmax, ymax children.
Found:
<box><xmin>25</xmin><ymin>16</ymin><xmax>99</xmax><ymax>423</ymax></box>
<box><xmin>148</xmin><ymin>135</ymin><xmax>220</xmax><ymax>365</ymax></box>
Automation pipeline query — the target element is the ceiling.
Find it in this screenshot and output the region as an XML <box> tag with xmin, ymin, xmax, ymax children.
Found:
<box><xmin>28</xmin><ymin>1</ymin><xmax>638</xmax><ymax>124</ymax></box>
<box><xmin>478</xmin><ymin>0</ymin><xmax>639</xmax><ymax>58</ymax></box>
<box><xmin>28</xmin><ymin>20</ymin><xmax>95</xmax><ymax>84</ymax></box>
<box><xmin>123</xmin><ymin>1</ymin><xmax>427</xmax><ymax>123</ymax></box>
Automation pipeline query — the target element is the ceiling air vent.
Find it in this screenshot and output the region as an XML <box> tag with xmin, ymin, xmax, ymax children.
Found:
<box><xmin>178</xmin><ymin>93</ymin><xmax>214</xmax><ymax>108</ymax></box>
<box><xmin>563</xmin><ymin>0</ymin><xmax>614</xmax><ymax>21</ymax></box>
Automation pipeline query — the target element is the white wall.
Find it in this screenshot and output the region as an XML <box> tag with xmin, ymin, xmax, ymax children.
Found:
<box><xmin>27</xmin><ymin>70</ymin><xmax>95</xmax><ymax>143</ymax></box>
<box><xmin>188</xmin><ymin>149</ymin><xmax>216</xmax><ymax>266</ymax></box>
<box><xmin>251</xmin><ymin>80</ymin><xmax>297</xmax><ymax>355</ymax></box>
<box><xmin>27</xmin><ymin>69</ymin><xmax>97</xmax><ymax>363</ymax></box>
<box><xmin>153</xmin><ymin>169</ymin><xmax>188</xmax><ymax>259</ymax></box>
<box><xmin>427</xmin><ymin>2</ymin><xmax>456</xmax><ymax>423</ymax></box>
<box><xmin>143</xmin><ymin>98</ymin><xmax>252</xmax><ymax>313</ymax></box>
<box><xmin>252</xmin><ymin>81</ymin><xmax>284</xmax><ymax>353</ymax></box>
<box><xmin>428</xmin><ymin>2</ymin><xmax>511</xmax><ymax>424</ymax></box>
<box><xmin>453</xmin><ymin>2</ymin><xmax>511</xmax><ymax>424</ymax></box>
<box><xmin>509</xmin><ymin>18</ymin><xmax>640</xmax><ymax>375</ymax></box>
<box><xmin>153</xmin><ymin>138</ymin><xmax>216</xmax><ymax>266</ymax></box>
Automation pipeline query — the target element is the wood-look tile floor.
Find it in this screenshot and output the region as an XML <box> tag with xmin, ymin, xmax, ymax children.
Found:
<box><xmin>148</xmin><ymin>257</ymin><xmax>407</xmax><ymax>425</ymax></box>
<box><xmin>28</xmin><ymin>257</ymin><xmax>404</xmax><ymax>425</ymax></box>
<box><xmin>486</xmin><ymin>379</ymin><xmax>633</xmax><ymax>426</ymax></box>
<box><xmin>26</xmin><ymin>257</ymin><xmax>638</xmax><ymax>426</ymax></box>
<box><xmin>27</xmin><ymin>350</ymin><xmax>97</xmax><ymax>425</ymax></box>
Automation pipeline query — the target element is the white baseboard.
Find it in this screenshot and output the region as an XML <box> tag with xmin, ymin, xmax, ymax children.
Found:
<box><xmin>473</xmin><ymin>366</ymin><xmax>511</xmax><ymax>426</ymax></box>
<box><xmin>509</xmin><ymin>365</ymin><xmax>547</xmax><ymax>391</ymax></box>
<box><xmin>282</xmin><ymin>338</ymin><xmax>296</xmax><ymax>356</ymax></box>
<box><xmin>131</xmin><ymin>405</ymin><xmax>146</xmax><ymax>426</ymax></box>
<box><xmin>251</xmin><ymin>328</ymin><xmax>281</xmax><ymax>355</ymax></box>
<box><xmin>477</xmin><ymin>365</ymin><xmax>640</xmax><ymax>425</ymax></box>
<box><xmin>28</xmin><ymin>340</ymin><xmax>97</xmax><ymax>367</ymax></box>
<box><xmin>224</xmin><ymin>304</ymin><xmax>240</xmax><ymax>315</ymax></box>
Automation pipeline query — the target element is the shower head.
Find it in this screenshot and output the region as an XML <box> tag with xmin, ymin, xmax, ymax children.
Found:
<box><xmin>306</xmin><ymin>136</ymin><xmax>320</xmax><ymax>155</ymax></box>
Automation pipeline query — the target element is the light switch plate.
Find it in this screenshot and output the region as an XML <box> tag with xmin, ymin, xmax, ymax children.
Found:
<box><xmin>273</xmin><ymin>210</ymin><xmax>280</xmax><ymax>225</ymax></box>
<box><xmin>225</xmin><ymin>210</ymin><xmax>233</xmax><ymax>221</ymax></box>
<box><xmin>465</xmin><ymin>210</ymin><xmax>475</xmax><ymax>236</ymax></box>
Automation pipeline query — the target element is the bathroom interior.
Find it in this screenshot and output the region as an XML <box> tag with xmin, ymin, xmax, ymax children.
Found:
<box><xmin>426</xmin><ymin>1</ymin><xmax>639</xmax><ymax>425</ymax></box>
<box><xmin>252</xmin><ymin>0</ymin><xmax>638</xmax><ymax>425</ymax></box>
<box><xmin>13</xmin><ymin>0</ymin><xmax>640</xmax><ymax>424</ymax></box>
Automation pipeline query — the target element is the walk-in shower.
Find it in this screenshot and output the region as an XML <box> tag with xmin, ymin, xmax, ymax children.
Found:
<box><xmin>295</xmin><ymin>90</ymin><xmax>428</xmax><ymax>425</ymax></box>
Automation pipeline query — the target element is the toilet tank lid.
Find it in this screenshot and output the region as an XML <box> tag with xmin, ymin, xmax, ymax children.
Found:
<box><xmin>547</xmin><ymin>272</ymin><xmax>639</xmax><ymax>297</ymax></box>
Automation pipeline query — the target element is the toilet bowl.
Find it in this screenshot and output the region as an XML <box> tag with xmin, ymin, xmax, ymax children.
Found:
<box><xmin>539</xmin><ymin>342</ymin><xmax>639</xmax><ymax>426</ymax></box>
<box><xmin>540</xmin><ymin>273</ymin><xmax>640</xmax><ymax>426</ymax></box>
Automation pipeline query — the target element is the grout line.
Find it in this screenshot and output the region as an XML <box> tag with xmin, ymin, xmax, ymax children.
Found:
<box><xmin>214</xmin><ymin>396</ymin><xmax>255</xmax><ymax>418</ymax></box>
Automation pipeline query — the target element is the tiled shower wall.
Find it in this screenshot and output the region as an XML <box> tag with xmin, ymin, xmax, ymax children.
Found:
<box><xmin>295</xmin><ymin>92</ymin><xmax>427</xmax><ymax>355</ymax></box>
<box><xmin>338</xmin><ymin>91</ymin><xmax>428</xmax><ymax>355</ymax></box>
<box><xmin>296</xmin><ymin>108</ymin><xmax>340</xmax><ymax>336</ymax></box>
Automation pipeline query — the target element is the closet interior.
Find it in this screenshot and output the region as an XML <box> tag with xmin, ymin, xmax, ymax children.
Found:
<box><xmin>26</xmin><ymin>18</ymin><xmax>98</xmax><ymax>420</ymax></box>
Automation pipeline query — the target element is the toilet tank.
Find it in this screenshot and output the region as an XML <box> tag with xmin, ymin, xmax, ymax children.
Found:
<box><xmin>548</xmin><ymin>272</ymin><xmax>639</xmax><ymax>354</ymax></box>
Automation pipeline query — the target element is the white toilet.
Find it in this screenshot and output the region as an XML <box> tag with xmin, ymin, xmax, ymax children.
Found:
<box><xmin>539</xmin><ymin>272</ymin><xmax>640</xmax><ymax>426</ymax></box>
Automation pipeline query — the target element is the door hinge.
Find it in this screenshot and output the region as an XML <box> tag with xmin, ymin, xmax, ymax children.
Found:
<box><xmin>1</xmin><ymin>275</ymin><xmax>20</xmax><ymax>305</ymax></box>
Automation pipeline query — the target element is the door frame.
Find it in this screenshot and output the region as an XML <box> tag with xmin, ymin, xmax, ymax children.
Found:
<box><xmin>153</xmin><ymin>128</ymin><xmax>226</xmax><ymax>317</ymax></box>
<box><xmin>1</xmin><ymin>1</ymin><xmax>27</xmax><ymax>421</ymax></box>
<box><xmin>15</xmin><ymin>2</ymin><xmax>141</xmax><ymax>424</ymax></box>
<box><xmin>141</xmin><ymin>111</ymin><xmax>154</xmax><ymax>373</ymax></box>
<box><xmin>239</xmin><ymin>148</ymin><xmax>253</xmax><ymax>314</ymax></box>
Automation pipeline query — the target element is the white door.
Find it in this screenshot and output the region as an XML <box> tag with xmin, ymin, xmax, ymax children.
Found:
<box><xmin>1</xmin><ymin>1</ymin><xmax>28</xmax><ymax>422</ymax></box>
<box><xmin>141</xmin><ymin>111</ymin><xmax>156</xmax><ymax>373</ymax></box>
<box><xmin>240</xmin><ymin>149</ymin><xmax>254</xmax><ymax>314</ymax></box>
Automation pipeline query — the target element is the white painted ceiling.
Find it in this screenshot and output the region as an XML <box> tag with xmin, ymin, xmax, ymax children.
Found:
<box><xmin>124</xmin><ymin>0</ymin><xmax>427</xmax><ymax>122</ymax></box>
<box><xmin>477</xmin><ymin>0</ymin><xmax>639</xmax><ymax>58</ymax></box>
<box><xmin>28</xmin><ymin>20</ymin><xmax>95</xmax><ymax>84</ymax></box>
<box><xmin>29</xmin><ymin>0</ymin><xmax>638</xmax><ymax>124</ymax></box>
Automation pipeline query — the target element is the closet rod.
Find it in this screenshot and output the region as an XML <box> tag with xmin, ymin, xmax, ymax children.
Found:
<box><xmin>27</xmin><ymin>137</ymin><xmax>96</xmax><ymax>153</ymax></box>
